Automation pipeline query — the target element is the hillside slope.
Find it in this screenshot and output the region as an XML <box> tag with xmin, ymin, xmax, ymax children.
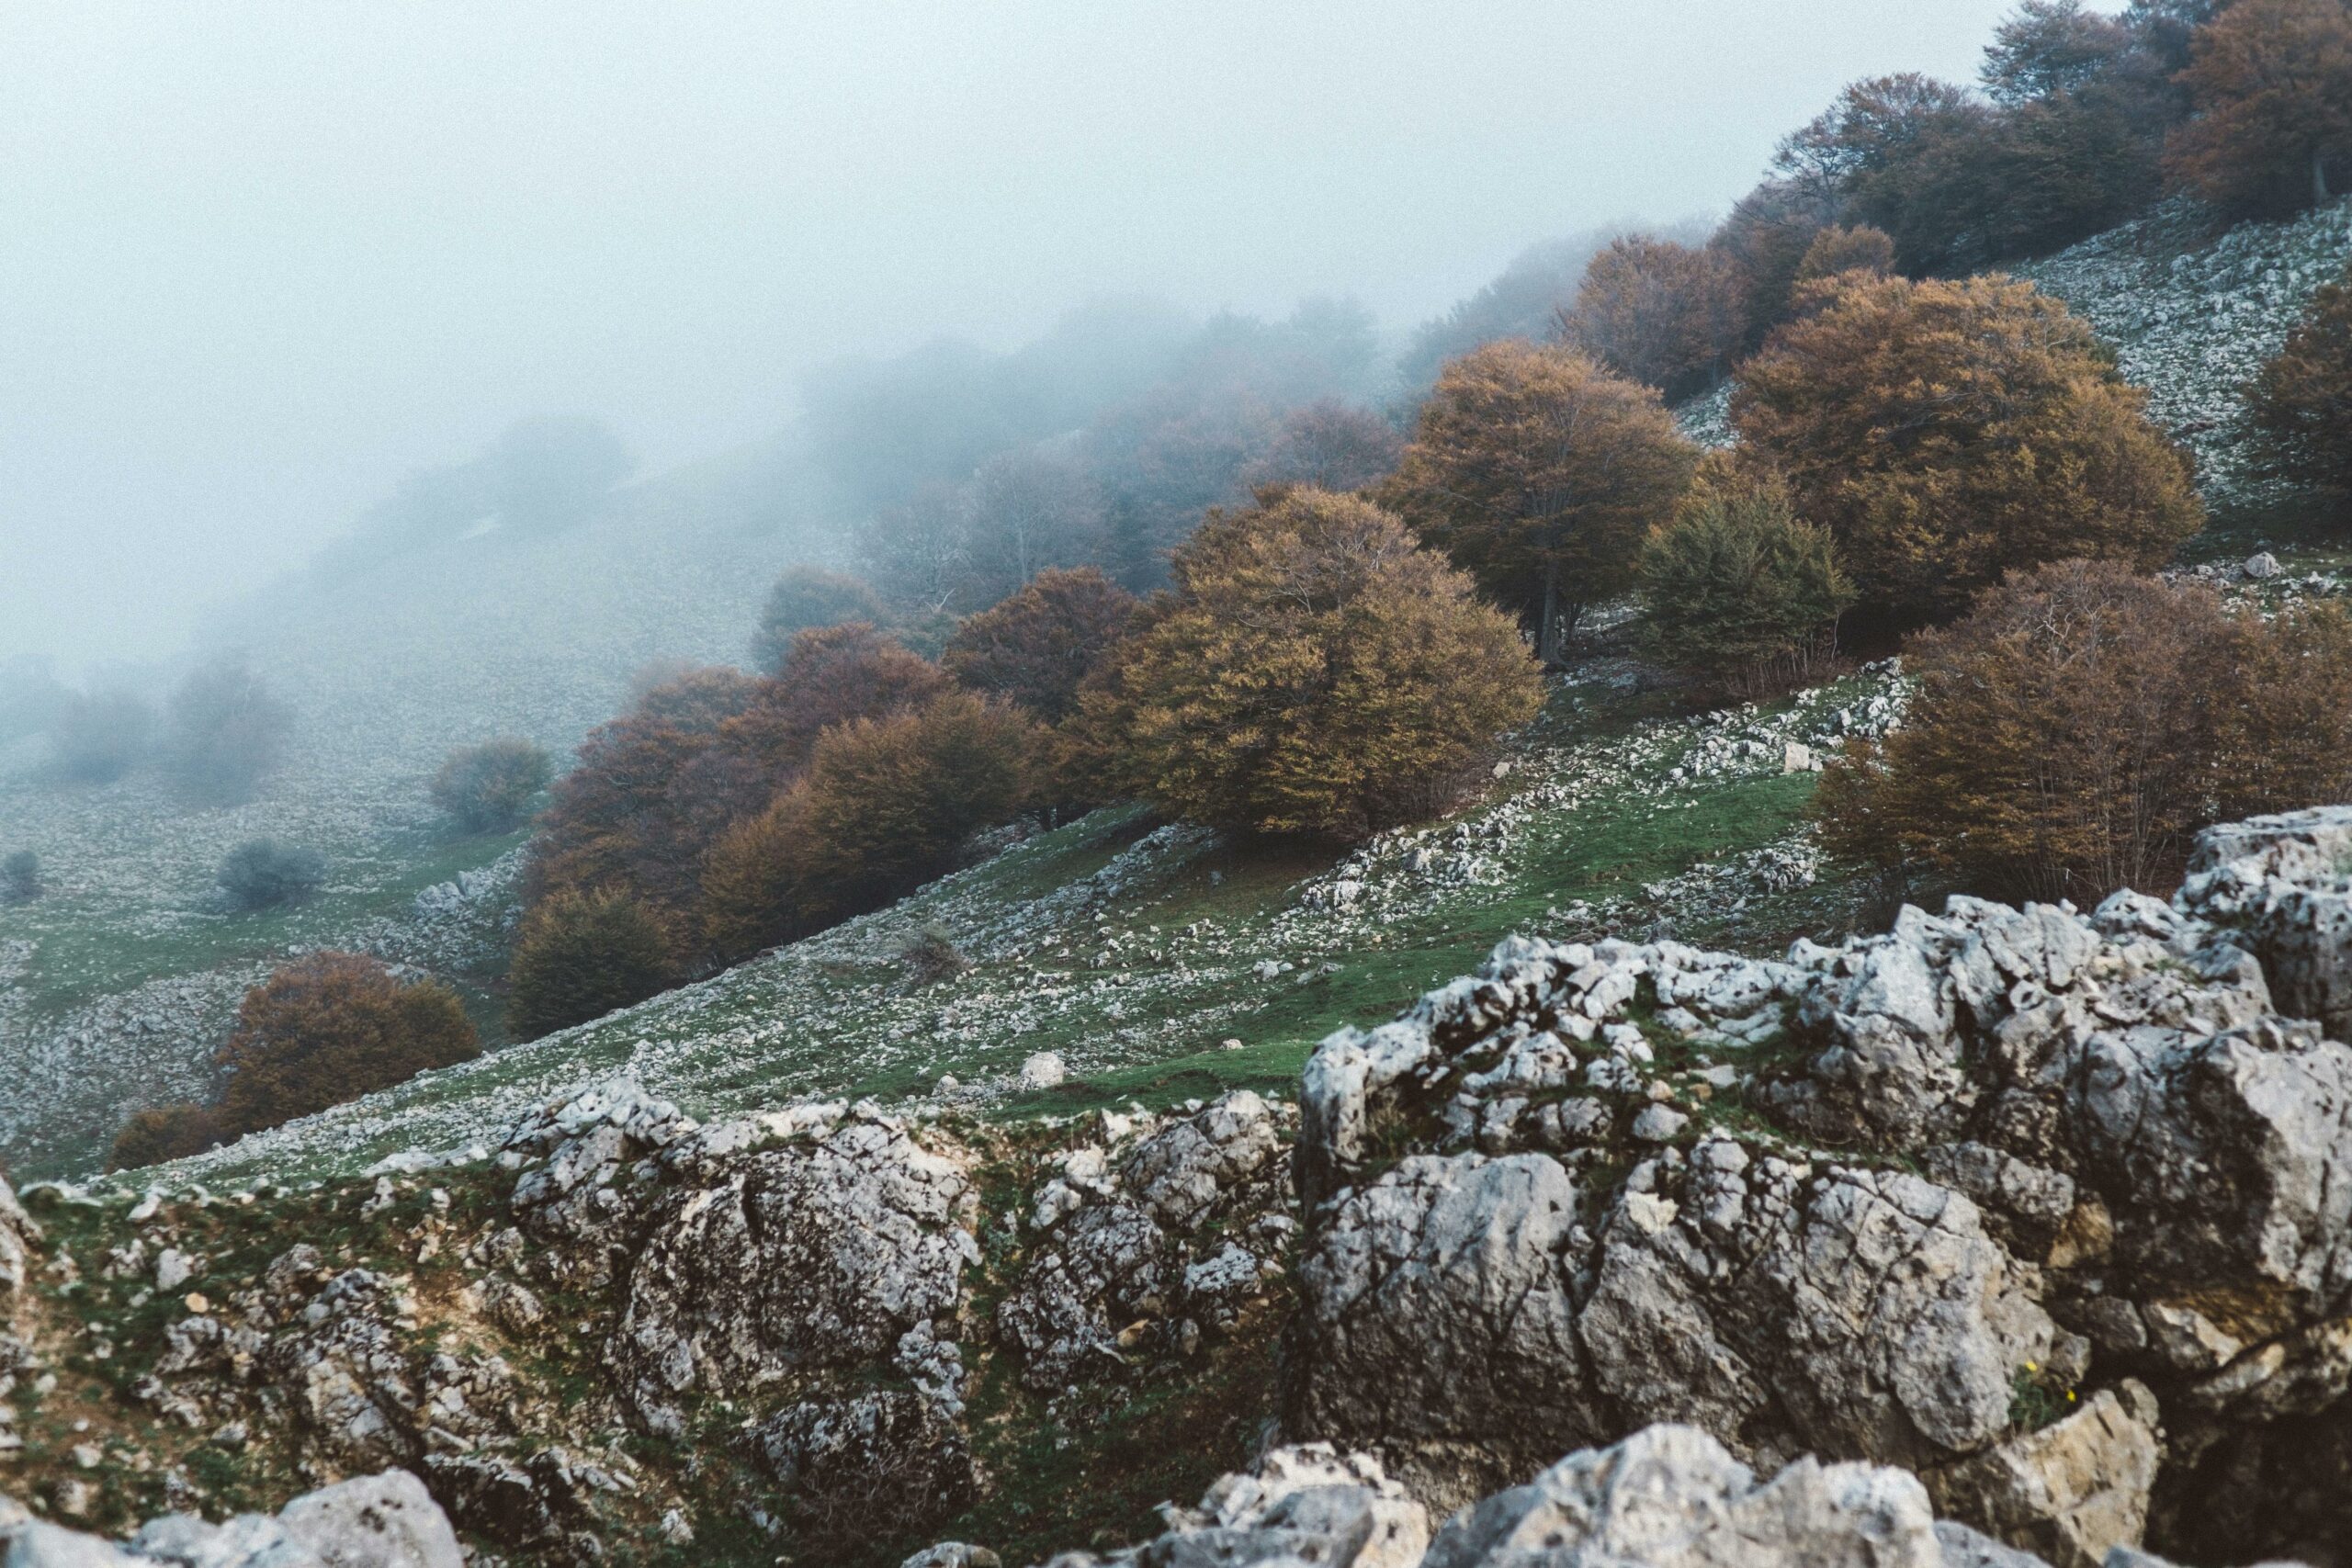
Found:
<box><xmin>0</xmin><ymin>438</ymin><xmax>828</xmax><ymax>1177</ymax></box>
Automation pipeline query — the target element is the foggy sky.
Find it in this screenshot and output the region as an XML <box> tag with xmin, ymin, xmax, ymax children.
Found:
<box><xmin>3</xmin><ymin>1</ymin><xmax>2060</xmax><ymax>673</ymax></box>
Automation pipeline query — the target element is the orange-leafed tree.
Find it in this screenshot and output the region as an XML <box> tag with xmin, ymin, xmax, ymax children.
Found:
<box><xmin>1383</xmin><ymin>341</ymin><xmax>1698</xmax><ymax>661</ymax></box>
<box><xmin>1561</xmin><ymin>236</ymin><xmax>1748</xmax><ymax>400</ymax></box>
<box><xmin>1815</xmin><ymin>558</ymin><xmax>2352</xmax><ymax>904</ymax></box>
<box><xmin>2165</xmin><ymin>0</ymin><xmax>2352</xmax><ymax>213</ymax></box>
<box><xmin>1071</xmin><ymin>487</ymin><xmax>1544</xmax><ymax>839</ymax></box>
<box><xmin>1731</xmin><ymin>273</ymin><xmax>2202</xmax><ymax>623</ymax></box>
<box><xmin>941</xmin><ymin>567</ymin><xmax>1138</xmax><ymax>723</ymax></box>
<box><xmin>699</xmin><ymin>691</ymin><xmax>1037</xmax><ymax>961</ymax></box>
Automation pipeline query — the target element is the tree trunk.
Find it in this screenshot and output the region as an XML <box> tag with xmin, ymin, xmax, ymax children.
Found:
<box><xmin>1539</xmin><ymin>565</ymin><xmax>1561</xmax><ymax>666</ymax></box>
<box><xmin>2318</xmin><ymin>147</ymin><xmax>2333</xmax><ymax>209</ymax></box>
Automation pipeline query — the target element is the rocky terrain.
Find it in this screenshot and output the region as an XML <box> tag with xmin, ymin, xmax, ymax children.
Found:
<box><xmin>7</xmin><ymin>805</ymin><xmax>2352</xmax><ymax>1565</ymax></box>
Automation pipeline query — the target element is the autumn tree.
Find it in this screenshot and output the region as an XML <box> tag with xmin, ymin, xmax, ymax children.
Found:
<box><xmin>2166</xmin><ymin>0</ymin><xmax>2352</xmax><ymax>213</ymax></box>
<box><xmin>1772</xmin><ymin>73</ymin><xmax>2007</xmax><ymax>274</ymax></box>
<box><xmin>506</xmin><ymin>887</ymin><xmax>676</xmax><ymax>1039</ymax></box>
<box><xmin>215</xmin><ymin>953</ymin><xmax>479</xmax><ymax>1134</ymax></box>
<box><xmin>430</xmin><ymin>737</ymin><xmax>552</xmax><ymax>833</ymax></box>
<box><xmin>1239</xmin><ymin>400</ymin><xmax>1405</xmax><ymax>494</ymax></box>
<box><xmin>749</xmin><ymin>567</ymin><xmax>888</xmax><ymax>673</ymax></box>
<box><xmin>941</xmin><ymin>567</ymin><xmax>1137</xmax><ymax>722</ymax></box>
<box><xmin>525</xmin><ymin>665</ymin><xmax>762</xmax><ymax>923</ymax></box>
<box><xmin>1731</xmin><ymin>273</ymin><xmax>2202</xmax><ymax>623</ymax></box>
<box><xmin>1816</xmin><ymin>558</ymin><xmax>2352</xmax><ymax>904</ymax></box>
<box><xmin>2246</xmin><ymin>265</ymin><xmax>2352</xmax><ymax>489</ymax></box>
<box><xmin>1561</xmin><ymin>236</ymin><xmax>1747</xmax><ymax>400</ymax></box>
<box><xmin>1383</xmin><ymin>341</ymin><xmax>1698</xmax><ymax>661</ymax></box>
<box><xmin>1712</xmin><ymin>179</ymin><xmax>1846</xmax><ymax>349</ymax></box>
<box><xmin>1636</xmin><ymin>463</ymin><xmax>1853</xmax><ymax>693</ymax></box>
<box><xmin>1792</xmin><ymin>225</ymin><xmax>1897</xmax><ymax>289</ymax></box>
<box><xmin>1071</xmin><ymin>487</ymin><xmax>1544</xmax><ymax>839</ymax></box>
<box><xmin>699</xmin><ymin>692</ymin><xmax>1037</xmax><ymax>961</ymax></box>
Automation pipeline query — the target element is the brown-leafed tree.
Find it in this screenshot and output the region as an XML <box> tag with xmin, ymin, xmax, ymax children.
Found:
<box><xmin>2247</xmin><ymin>265</ymin><xmax>2352</xmax><ymax>489</ymax></box>
<box><xmin>1792</xmin><ymin>224</ymin><xmax>1897</xmax><ymax>290</ymax></box>
<box><xmin>941</xmin><ymin>567</ymin><xmax>1138</xmax><ymax>723</ymax></box>
<box><xmin>1815</xmin><ymin>558</ymin><xmax>2352</xmax><ymax>904</ymax></box>
<box><xmin>1731</xmin><ymin>273</ymin><xmax>2202</xmax><ymax>624</ymax></box>
<box><xmin>1561</xmin><ymin>236</ymin><xmax>1748</xmax><ymax>400</ymax></box>
<box><xmin>2165</xmin><ymin>0</ymin><xmax>2352</xmax><ymax>213</ymax></box>
<box><xmin>1383</xmin><ymin>341</ymin><xmax>1698</xmax><ymax>661</ymax></box>
<box><xmin>215</xmin><ymin>953</ymin><xmax>479</xmax><ymax>1134</ymax></box>
<box><xmin>1069</xmin><ymin>487</ymin><xmax>1544</xmax><ymax>839</ymax></box>
<box><xmin>524</xmin><ymin>665</ymin><xmax>762</xmax><ymax>926</ymax></box>
<box><xmin>700</xmin><ymin>691</ymin><xmax>1037</xmax><ymax>961</ymax></box>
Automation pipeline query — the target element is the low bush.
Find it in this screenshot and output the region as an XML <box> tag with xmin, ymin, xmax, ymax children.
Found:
<box><xmin>1816</xmin><ymin>558</ymin><xmax>2352</xmax><ymax>904</ymax></box>
<box><xmin>216</xmin><ymin>952</ymin><xmax>480</xmax><ymax>1134</ymax></box>
<box><xmin>112</xmin><ymin>1105</ymin><xmax>229</xmax><ymax>1168</ymax></box>
<box><xmin>46</xmin><ymin>690</ymin><xmax>154</xmax><ymax>784</ymax></box>
<box><xmin>163</xmin><ymin>657</ymin><xmax>295</xmax><ymax>805</ymax></box>
<box><xmin>218</xmin><ymin>839</ymin><xmax>326</xmax><ymax>911</ymax></box>
<box><xmin>1</xmin><ymin>850</ymin><xmax>38</xmax><ymax>904</ymax></box>
<box><xmin>108</xmin><ymin>1104</ymin><xmax>231</xmax><ymax>1170</ymax></box>
<box><xmin>1636</xmin><ymin>463</ymin><xmax>1853</xmax><ymax>694</ymax></box>
<box><xmin>430</xmin><ymin>737</ymin><xmax>553</xmax><ymax>833</ymax></box>
<box><xmin>899</xmin><ymin>923</ymin><xmax>973</xmax><ymax>986</ymax></box>
<box><xmin>506</xmin><ymin>887</ymin><xmax>675</xmax><ymax>1039</ymax></box>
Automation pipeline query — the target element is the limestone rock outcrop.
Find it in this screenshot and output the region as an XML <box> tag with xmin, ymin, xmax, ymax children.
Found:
<box><xmin>1286</xmin><ymin>808</ymin><xmax>2352</xmax><ymax>1565</ymax></box>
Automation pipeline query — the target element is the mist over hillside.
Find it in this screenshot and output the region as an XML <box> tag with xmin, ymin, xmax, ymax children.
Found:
<box><xmin>9</xmin><ymin>3</ymin><xmax>2352</xmax><ymax>1566</ymax></box>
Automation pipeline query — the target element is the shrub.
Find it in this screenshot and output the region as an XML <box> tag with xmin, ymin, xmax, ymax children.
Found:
<box><xmin>430</xmin><ymin>738</ymin><xmax>553</xmax><ymax>834</ymax></box>
<box><xmin>162</xmin><ymin>656</ymin><xmax>294</xmax><ymax>805</ymax></box>
<box><xmin>46</xmin><ymin>689</ymin><xmax>153</xmax><ymax>784</ymax></box>
<box><xmin>1383</xmin><ymin>341</ymin><xmax>1699</xmax><ymax>661</ymax></box>
<box><xmin>941</xmin><ymin>568</ymin><xmax>1139</xmax><ymax>723</ymax></box>
<box><xmin>1070</xmin><ymin>487</ymin><xmax>1544</xmax><ymax>839</ymax></box>
<box><xmin>216</xmin><ymin>952</ymin><xmax>479</xmax><ymax>1134</ymax></box>
<box><xmin>109</xmin><ymin>1104</ymin><xmax>231</xmax><ymax>1170</ymax></box>
<box><xmin>218</xmin><ymin>839</ymin><xmax>326</xmax><ymax>911</ymax></box>
<box><xmin>1731</xmin><ymin>273</ymin><xmax>2202</xmax><ymax>625</ymax></box>
<box><xmin>2165</xmin><ymin>0</ymin><xmax>2352</xmax><ymax>213</ymax></box>
<box><xmin>899</xmin><ymin>923</ymin><xmax>972</xmax><ymax>986</ymax></box>
<box><xmin>2247</xmin><ymin>265</ymin><xmax>2352</xmax><ymax>491</ymax></box>
<box><xmin>1561</xmin><ymin>236</ymin><xmax>1748</xmax><ymax>400</ymax></box>
<box><xmin>506</xmin><ymin>888</ymin><xmax>675</xmax><ymax>1039</ymax></box>
<box><xmin>749</xmin><ymin>567</ymin><xmax>889</xmax><ymax>674</ymax></box>
<box><xmin>1636</xmin><ymin>464</ymin><xmax>1854</xmax><ymax>693</ymax></box>
<box><xmin>1</xmin><ymin>851</ymin><xmax>38</xmax><ymax>904</ymax></box>
<box><xmin>699</xmin><ymin>691</ymin><xmax>1037</xmax><ymax>961</ymax></box>
<box><xmin>1815</xmin><ymin>558</ymin><xmax>2352</xmax><ymax>904</ymax></box>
